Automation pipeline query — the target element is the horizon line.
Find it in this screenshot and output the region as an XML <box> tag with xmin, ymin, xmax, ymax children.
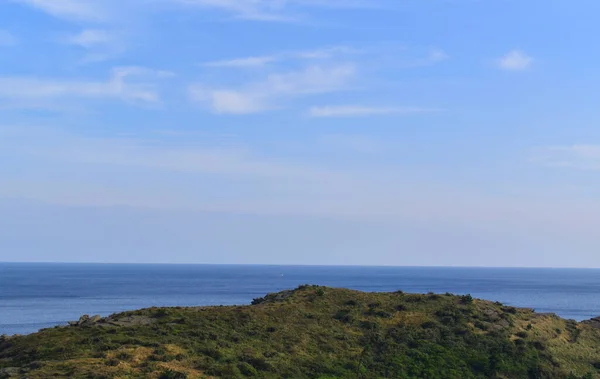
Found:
<box><xmin>1</xmin><ymin>261</ymin><xmax>600</xmax><ymax>270</ymax></box>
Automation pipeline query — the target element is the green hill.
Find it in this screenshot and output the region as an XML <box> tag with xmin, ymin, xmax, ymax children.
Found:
<box><xmin>1</xmin><ymin>286</ymin><xmax>600</xmax><ymax>378</ymax></box>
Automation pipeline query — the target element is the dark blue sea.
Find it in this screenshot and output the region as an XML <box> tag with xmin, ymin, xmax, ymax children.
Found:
<box><xmin>1</xmin><ymin>263</ymin><xmax>600</xmax><ymax>336</ymax></box>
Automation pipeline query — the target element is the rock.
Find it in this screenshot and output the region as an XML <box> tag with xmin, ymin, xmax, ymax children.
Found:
<box><xmin>89</xmin><ymin>315</ymin><xmax>102</xmax><ymax>323</ymax></box>
<box><xmin>533</xmin><ymin>312</ymin><xmax>558</xmax><ymax>319</ymax></box>
<box><xmin>68</xmin><ymin>314</ymin><xmax>102</xmax><ymax>327</ymax></box>
<box><xmin>496</xmin><ymin>319</ymin><xmax>510</xmax><ymax>328</ymax></box>
<box><xmin>482</xmin><ymin>307</ymin><xmax>501</xmax><ymax>321</ymax></box>
<box><xmin>583</xmin><ymin>317</ymin><xmax>600</xmax><ymax>329</ymax></box>
<box><xmin>100</xmin><ymin>315</ymin><xmax>155</xmax><ymax>327</ymax></box>
<box><xmin>78</xmin><ymin>315</ymin><xmax>90</xmax><ymax>325</ymax></box>
<box><xmin>253</xmin><ymin>290</ymin><xmax>295</xmax><ymax>305</ymax></box>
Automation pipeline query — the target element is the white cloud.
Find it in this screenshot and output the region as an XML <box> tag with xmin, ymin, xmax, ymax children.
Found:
<box><xmin>204</xmin><ymin>56</ymin><xmax>278</xmax><ymax>68</ymax></box>
<box><xmin>498</xmin><ymin>50</ymin><xmax>533</xmax><ymax>71</ymax></box>
<box><xmin>427</xmin><ymin>48</ymin><xmax>448</xmax><ymax>63</ymax></box>
<box><xmin>15</xmin><ymin>0</ymin><xmax>383</xmax><ymax>24</ymax></box>
<box><xmin>15</xmin><ymin>0</ymin><xmax>110</xmax><ymax>21</ymax></box>
<box><xmin>0</xmin><ymin>30</ymin><xmax>18</xmax><ymax>46</ymax></box>
<box><xmin>309</xmin><ymin>106</ymin><xmax>438</xmax><ymax>118</ymax></box>
<box><xmin>191</xmin><ymin>89</ymin><xmax>272</xmax><ymax>114</ymax></box>
<box><xmin>64</xmin><ymin>29</ymin><xmax>125</xmax><ymax>62</ymax></box>
<box><xmin>191</xmin><ymin>64</ymin><xmax>356</xmax><ymax>114</ymax></box>
<box><xmin>0</xmin><ymin>67</ymin><xmax>172</xmax><ymax>105</ymax></box>
<box><xmin>203</xmin><ymin>46</ymin><xmax>358</xmax><ymax>68</ymax></box>
<box><xmin>67</xmin><ymin>29</ymin><xmax>112</xmax><ymax>47</ymax></box>
<box><xmin>172</xmin><ymin>0</ymin><xmax>379</xmax><ymax>21</ymax></box>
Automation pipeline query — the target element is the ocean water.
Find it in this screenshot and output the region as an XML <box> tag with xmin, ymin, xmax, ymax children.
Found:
<box><xmin>1</xmin><ymin>263</ymin><xmax>600</xmax><ymax>336</ymax></box>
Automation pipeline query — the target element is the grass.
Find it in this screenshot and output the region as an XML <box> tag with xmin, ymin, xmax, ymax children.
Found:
<box><xmin>1</xmin><ymin>285</ymin><xmax>599</xmax><ymax>378</ymax></box>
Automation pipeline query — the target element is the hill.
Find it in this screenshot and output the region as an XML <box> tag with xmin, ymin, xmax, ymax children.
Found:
<box><xmin>1</xmin><ymin>285</ymin><xmax>600</xmax><ymax>378</ymax></box>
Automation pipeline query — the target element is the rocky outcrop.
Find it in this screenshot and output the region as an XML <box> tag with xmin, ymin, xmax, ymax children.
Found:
<box><xmin>68</xmin><ymin>314</ymin><xmax>103</xmax><ymax>327</ymax></box>
<box><xmin>582</xmin><ymin>316</ymin><xmax>600</xmax><ymax>329</ymax></box>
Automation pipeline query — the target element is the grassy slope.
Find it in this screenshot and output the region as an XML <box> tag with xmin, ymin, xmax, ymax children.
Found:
<box><xmin>1</xmin><ymin>286</ymin><xmax>599</xmax><ymax>379</ymax></box>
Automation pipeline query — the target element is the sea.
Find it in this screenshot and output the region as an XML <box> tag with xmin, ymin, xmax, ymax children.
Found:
<box><xmin>1</xmin><ymin>263</ymin><xmax>600</xmax><ymax>336</ymax></box>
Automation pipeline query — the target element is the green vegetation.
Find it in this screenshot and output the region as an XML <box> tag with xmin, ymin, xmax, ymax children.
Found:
<box><xmin>1</xmin><ymin>286</ymin><xmax>600</xmax><ymax>378</ymax></box>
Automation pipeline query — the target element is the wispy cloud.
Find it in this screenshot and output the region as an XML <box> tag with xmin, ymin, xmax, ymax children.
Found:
<box><xmin>67</xmin><ymin>29</ymin><xmax>112</xmax><ymax>47</ymax></box>
<box><xmin>0</xmin><ymin>67</ymin><xmax>173</xmax><ymax>105</ymax></box>
<box><xmin>532</xmin><ymin>145</ymin><xmax>600</xmax><ymax>170</ymax></box>
<box><xmin>417</xmin><ymin>48</ymin><xmax>448</xmax><ymax>66</ymax></box>
<box><xmin>64</xmin><ymin>29</ymin><xmax>124</xmax><ymax>62</ymax></box>
<box><xmin>204</xmin><ymin>55</ymin><xmax>278</xmax><ymax>68</ymax></box>
<box><xmin>15</xmin><ymin>0</ymin><xmax>110</xmax><ymax>22</ymax></box>
<box><xmin>308</xmin><ymin>105</ymin><xmax>439</xmax><ymax>118</ymax></box>
<box><xmin>173</xmin><ymin>0</ymin><xmax>380</xmax><ymax>22</ymax></box>
<box><xmin>203</xmin><ymin>46</ymin><xmax>358</xmax><ymax>68</ymax></box>
<box><xmin>497</xmin><ymin>50</ymin><xmax>533</xmax><ymax>71</ymax></box>
<box><xmin>0</xmin><ymin>30</ymin><xmax>18</xmax><ymax>46</ymax></box>
<box><xmin>191</xmin><ymin>64</ymin><xmax>356</xmax><ymax>114</ymax></box>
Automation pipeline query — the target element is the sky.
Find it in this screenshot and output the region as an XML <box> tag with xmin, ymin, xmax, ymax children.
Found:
<box><xmin>2</xmin><ymin>0</ymin><xmax>600</xmax><ymax>267</ymax></box>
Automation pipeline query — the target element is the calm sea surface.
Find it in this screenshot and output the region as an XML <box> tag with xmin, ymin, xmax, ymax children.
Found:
<box><xmin>1</xmin><ymin>263</ymin><xmax>600</xmax><ymax>335</ymax></box>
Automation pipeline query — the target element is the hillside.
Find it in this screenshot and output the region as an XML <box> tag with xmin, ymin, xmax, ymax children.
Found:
<box><xmin>1</xmin><ymin>286</ymin><xmax>600</xmax><ymax>378</ymax></box>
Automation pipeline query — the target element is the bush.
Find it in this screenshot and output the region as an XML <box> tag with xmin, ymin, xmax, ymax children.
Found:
<box><xmin>334</xmin><ymin>310</ymin><xmax>353</xmax><ymax>323</ymax></box>
<box><xmin>159</xmin><ymin>370</ymin><xmax>188</xmax><ymax>379</ymax></box>
<box><xmin>421</xmin><ymin>321</ymin><xmax>437</xmax><ymax>329</ymax></box>
<box><xmin>238</xmin><ymin>362</ymin><xmax>258</xmax><ymax>376</ymax></box>
<box><xmin>251</xmin><ymin>297</ymin><xmax>265</xmax><ymax>305</ymax></box>
<box><xmin>115</xmin><ymin>351</ymin><xmax>131</xmax><ymax>361</ymax></box>
<box><xmin>460</xmin><ymin>294</ymin><xmax>474</xmax><ymax>304</ymax></box>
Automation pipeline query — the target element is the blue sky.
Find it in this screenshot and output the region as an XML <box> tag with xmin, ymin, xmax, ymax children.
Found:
<box><xmin>2</xmin><ymin>0</ymin><xmax>600</xmax><ymax>266</ymax></box>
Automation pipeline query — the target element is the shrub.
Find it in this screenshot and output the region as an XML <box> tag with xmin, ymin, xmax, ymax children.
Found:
<box><xmin>460</xmin><ymin>294</ymin><xmax>474</xmax><ymax>304</ymax></box>
<box><xmin>238</xmin><ymin>362</ymin><xmax>258</xmax><ymax>376</ymax></box>
<box><xmin>406</xmin><ymin>296</ymin><xmax>424</xmax><ymax>303</ymax></box>
<box><xmin>251</xmin><ymin>297</ymin><xmax>265</xmax><ymax>305</ymax></box>
<box><xmin>421</xmin><ymin>321</ymin><xmax>437</xmax><ymax>329</ymax></box>
<box><xmin>159</xmin><ymin>369</ymin><xmax>188</xmax><ymax>379</ymax></box>
<box><xmin>153</xmin><ymin>309</ymin><xmax>169</xmax><ymax>318</ymax></box>
<box><xmin>334</xmin><ymin>310</ymin><xmax>353</xmax><ymax>323</ymax></box>
<box><xmin>115</xmin><ymin>351</ymin><xmax>131</xmax><ymax>361</ymax></box>
<box><xmin>359</xmin><ymin>320</ymin><xmax>378</xmax><ymax>330</ymax></box>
